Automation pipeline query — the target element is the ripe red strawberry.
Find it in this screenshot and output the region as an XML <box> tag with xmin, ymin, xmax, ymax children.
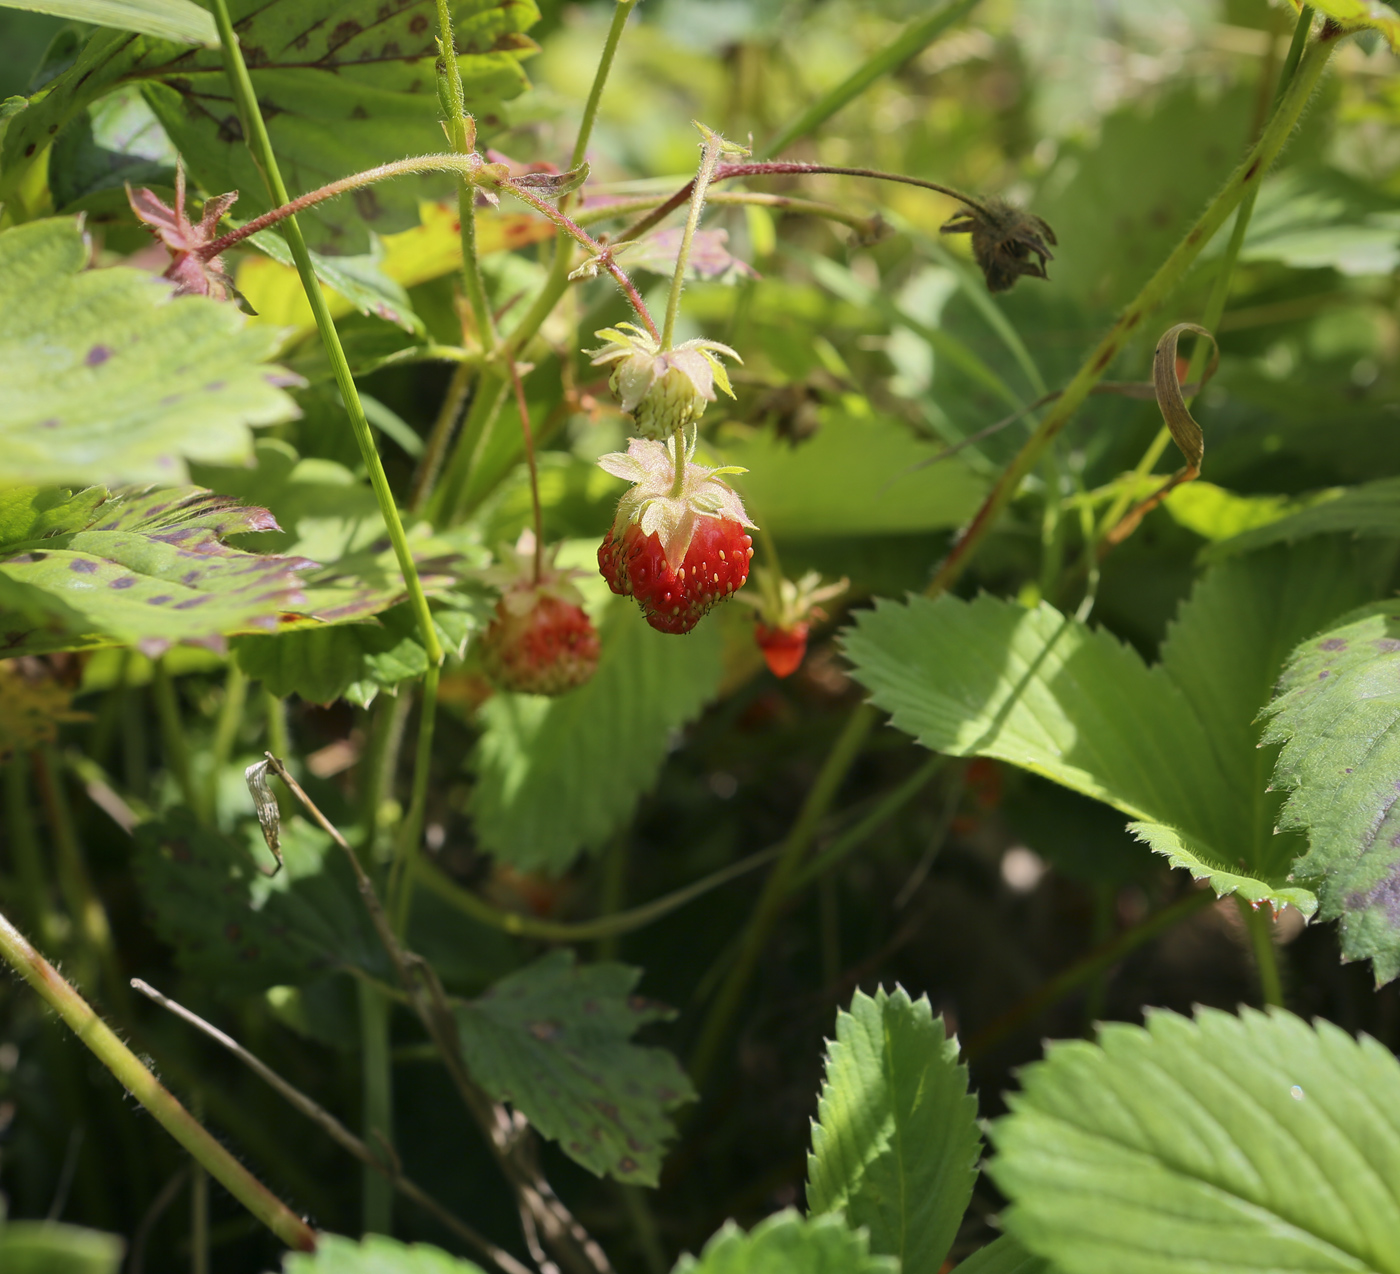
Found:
<box><xmin>754</xmin><ymin>621</ymin><xmax>810</xmax><ymax>678</ymax></box>
<box><xmin>599</xmin><ymin>517</ymin><xmax>753</xmax><ymax>635</ymax></box>
<box><xmin>596</xmin><ymin>436</ymin><xmax>756</xmax><ymax>635</ymax></box>
<box><xmin>740</xmin><ymin>568</ymin><xmax>847</xmax><ymax>678</ymax></box>
<box><xmin>481</xmin><ymin>587</ymin><xmax>600</xmax><ymax>694</ymax></box>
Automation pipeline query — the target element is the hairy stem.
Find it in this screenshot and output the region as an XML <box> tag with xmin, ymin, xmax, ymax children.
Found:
<box><xmin>204</xmin><ymin>661</ymin><xmax>248</xmax><ymax>824</ymax></box>
<box><xmin>689</xmin><ymin>703</ymin><xmax>877</xmax><ymax>1090</ymax></box>
<box><xmin>507</xmin><ymin>360</ymin><xmax>546</xmax><ymax>580</ymax></box>
<box><xmin>569</xmin><ymin>0</ymin><xmax>640</xmax><ymax>180</ymax></box>
<box><xmin>927</xmin><ymin>28</ymin><xmax>1338</xmax><ymax>598</ymax></box>
<box><xmin>1237</xmin><ymin>897</ymin><xmax>1286</xmax><ymax>1008</ymax></box>
<box><xmin>662</xmin><ymin>131</ymin><xmax>724</xmax><ymax>349</ymax></box>
<box><xmin>151</xmin><ymin>659</ymin><xmax>198</xmax><ymax>815</ymax></box>
<box><xmin>388</xmin><ymin>665</ymin><xmax>441</xmax><ymax>934</ymax></box>
<box><xmin>357</xmin><ymin>981</ymin><xmax>395</xmax><ymax>1233</ymax></box>
<box><xmin>210</xmin><ymin>0</ymin><xmax>442</xmax><ymax>670</ymax></box>
<box><xmin>0</xmin><ymin>908</ymin><xmax>316</xmax><ymax>1251</ymax></box>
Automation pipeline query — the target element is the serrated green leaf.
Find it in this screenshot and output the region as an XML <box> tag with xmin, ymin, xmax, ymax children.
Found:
<box><xmin>842</xmin><ymin>542</ymin><xmax>1381</xmax><ymax>910</ymax></box>
<box><xmin>283</xmin><ymin>1233</ymin><xmax>485</xmax><ymax>1274</ymax></box>
<box><xmin>470</xmin><ymin>595</ymin><xmax>724</xmax><ymax>874</ymax></box>
<box><xmin>1206</xmin><ymin>477</ymin><xmax>1400</xmax><ymax>560</ymax></box>
<box><xmin>0</xmin><ymin>1220</ymin><xmax>125</xmax><ymax>1273</ymax></box>
<box><xmin>2</xmin><ymin>1</ymin><xmax>539</xmax><ymax>252</ymax></box>
<box><xmin>0</xmin><ymin>485</ymin><xmax>314</xmax><ymax>657</ymax></box>
<box><xmin>989</xmin><ymin>1006</ymin><xmax>1400</xmax><ymax>1274</ymax></box>
<box><xmin>1295</xmin><ymin>0</ymin><xmax>1400</xmax><ymax>50</ymax></box>
<box><xmin>133</xmin><ymin>808</ymin><xmax>387</xmax><ymax>990</ymax></box>
<box><xmin>0</xmin><ymin>218</ymin><xmax>296</xmax><ymax>488</ymax></box>
<box><xmin>456</xmin><ymin>950</ymin><xmax>694</xmax><ymax>1185</ymax></box>
<box><xmin>673</xmin><ymin>1210</ymin><xmax>899</xmax><ymax>1274</ymax></box>
<box><xmin>953</xmin><ymin>1236</ymin><xmax>1052</xmax><ymax>1274</ymax></box>
<box><xmin>717</xmin><ymin>410</ymin><xmax>986</xmax><ymax>538</ymax></box>
<box><xmin>0</xmin><ymin>0</ymin><xmax>215</xmax><ymax>43</ymax></box>
<box><xmin>1261</xmin><ymin>602</ymin><xmax>1400</xmax><ymax>984</ymax></box>
<box><xmin>807</xmin><ymin>986</ymin><xmax>979</xmax><ymax>1274</ymax></box>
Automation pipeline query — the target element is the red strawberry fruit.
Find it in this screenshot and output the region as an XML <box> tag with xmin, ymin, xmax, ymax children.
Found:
<box><xmin>596</xmin><ymin>436</ymin><xmax>756</xmax><ymax>635</ymax></box>
<box><xmin>740</xmin><ymin>568</ymin><xmax>847</xmax><ymax>678</ymax></box>
<box><xmin>600</xmin><ymin>517</ymin><xmax>753</xmax><ymax>635</ymax></box>
<box><xmin>754</xmin><ymin>621</ymin><xmax>810</xmax><ymax>678</ymax></box>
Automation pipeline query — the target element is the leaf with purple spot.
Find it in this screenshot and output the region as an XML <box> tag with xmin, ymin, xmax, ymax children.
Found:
<box><xmin>456</xmin><ymin>949</ymin><xmax>695</xmax><ymax>1186</ymax></box>
<box><xmin>0</xmin><ymin>217</ymin><xmax>297</xmax><ymax>488</ymax></box>
<box><xmin>0</xmin><ymin>484</ymin><xmax>314</xmax><ymax>656</ymax></box>
<box><xmin>1263</xmin><ymin>601</ymin><xmax>1400</xmax><ymax>984</ymax></box>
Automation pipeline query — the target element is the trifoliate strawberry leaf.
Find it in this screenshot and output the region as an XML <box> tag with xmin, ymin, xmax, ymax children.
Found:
<box><xmin>807</xmin><ymin>987</ymin><xmax>980</xmax><ymax>1274</ymax></box>
<box><xmin>843</xmin><ymin>541</ymin><xmax>1383</xmax><ymax>912</ymax></box>
<box><xmin>989</xmin><ymin>1007</ymin><xmax>1400</xmax><ymax>1274</ymax></box>
<box><xmin>470</xmin><ymin>593</ymin><xmax>725</xmax><ymax>874</ymax></box>
<box><xmin>283</xmin><ymin>1234</ymin><xmax>485</xmax><ymax>1274</ymax></box>
<box><xmin>0</xmin><ymin>485</ymin><xmax>314</xmax><ymax>657</ymax></box>
<box><xmin>1205</xmin><ymin>476</ymin><xmax>1400</xmax><ymax>560</ymax></box>
<box><xmin>1</xmin><ymin>1</ymin><xmax>540</xmax><ymax>253</ymax></box>
<box><xmin>0</xmin><ymin>218</ymin><xmax>297</xmax><ymax>488</ymax></box>
<box><xmin>1261</xmin><ymin>602</ymin><xmax>1400</xmax><ymax>985</ymax></box>
<box><xmin>133</xmin><ymin>809</ymin><xmax>388</xmax><ymax>991</ymax></box>
<box><xmin>673</xmin><ymin>1211</ymin><xmax>898</xmax><ymax>1274</ymax></box>
<box><xmin>455</xmin><ymin>950</ymin><xmax>694</xmax><ymax>1186</ymax></box>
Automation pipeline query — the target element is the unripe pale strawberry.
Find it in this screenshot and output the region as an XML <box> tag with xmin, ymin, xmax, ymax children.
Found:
<box><xmin>589</xmin><ymin>322</ymin><xmax>740</xmax><ymax>441</ymax></box>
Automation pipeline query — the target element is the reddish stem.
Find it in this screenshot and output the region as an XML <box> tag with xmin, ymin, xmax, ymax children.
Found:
<box><xmin>507</xmin><ymin>359</ymin><xmax>546</xmax><ymax>583</ymax></box>
<box><xmin>502</xmin><ymin>180</ymin><xmax>661</xmax><ymax>342</ymax></box>
<box><xmin>615</xmin><ymin>162</ymin><xmax>984</xmax><ymax>244</ymax></box>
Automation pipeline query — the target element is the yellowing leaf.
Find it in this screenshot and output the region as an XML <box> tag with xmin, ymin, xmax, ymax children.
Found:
<box><xmin>237</xmin><ymin>202</ymin><xmax>554</xmax><ymax>332</ymax></box>
<box><xmin>1294</xmin><ymin>0</ymin><xmax>1400</xmax><ymax>50</ymax></box>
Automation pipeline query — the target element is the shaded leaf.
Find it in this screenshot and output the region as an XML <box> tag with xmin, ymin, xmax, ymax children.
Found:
<box><xmin>1239</xmin><ymin>166</ymin><xmax>1400</xmax><ymax>276</ymax></box>
<box><xmin>49</xmin><ymin>84</ymin><xmax>176</xmax><ymax>211</ymax></box>
<box><xmin>1262</xmin><ymin>602</ymin><xmax>1400</xmax><ymax>984</ymax></box>
<box><xmin>0</xmin><ymin>661</ymin><xmax>85</xmax><ymax>760</ymax></box>
<box><xmin>717</xmin><ymin>410</ymin><xmax>987</xmax><ymax>539</ymax></box>
<box><xmin>133</xmin><ymin>808</ymin><xmax>387</xmax><ymax>990</ymax></box>
<box><xmin>2</xmin><ymin>1</ymin><xmax>540</xmax><ymax>252</ymax></box>
<box><xmin>954</xmin><ymin>1237</ymin><xmax>1052</xmax><ymax>1274</ymax></box>
<box><xmin>807</xmin><ymin>986</ymin><xmax>980</xmax><ymax>1274</ymax></box>
<box><xmin>0</xmin><ymin>0</ymin><xmax>215</xmax><ymax>43</ymax></box>
<box><xmin>0</xmin><ymin>218</ymin><xmax>297</xmax><ymax>487</ymax></box>
<box><xmin>0</xmin><ymin>1220</ymin><xmax>125</xmax><ymax>1273</ymax></box>
<box><xmin>989</xmin><ymin>1007</ymin><xmax>1400</xmax><ymax>1274</ymax></box>
<box><xmin>456</xmin><ymin>950</ymin><xmax>695</xmax><ymax>1186</ymax></box>
<box><xmin>673</xmin><ymin>1211</ymin><xmax>898</xmax><ymax>1274</ymax></box>
<box><xmin>842</xmin><ymin>542</ymin><xmax>1382</xmax><ymax>911</ymax></box>
<box><xmin>470</xmin><ymin>593</ymin><xmax>724</xmax><ymax>873</ymax></box>
<box><xmin>284</xmin><ymin>1233</ymin><xmax>485</xmax><ymax>1273</ymax></box>
<box><xmin>0</xmin><ymin>485</ymin><xmax>314</xmax><ymax>658</ymax></box>
<box><xmin>624</xmin><ymin>227</ymin><xmax>757</xmax><ymax>282</ymax></box>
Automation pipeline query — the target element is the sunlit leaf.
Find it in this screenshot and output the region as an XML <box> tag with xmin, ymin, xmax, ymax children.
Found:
<box><xmin>673</xmin><ymin>1211</ymin><xmax>898</xmax><ymax>1274</ymax></box>
<box><xmin>1205</xmin><ymin>477</ymin><xmax>1400</xmax><ymax>560</ymax></box>
<box><xmin>843</xmin><ymin>542</ymin><xmax>1384</xmax><ymax>911</ymax></box>
<box><xmin>0</xmin><ymin>0</ymin><xmax>215</xmax><ymax>43</ymax></box>
<box><xmin>953</xmin><ymin>1237</ymin><xmax>1051</xmax><ymax>1274</ymax></box>
<box><xmin>1</xmin><ymin>1</ymin><xmax>540</xmax><ymax>252</ymax></box>
<box><xmin>989</xmin><ymin>1007</ymin><xmax>1400</xmax><ymax>1273</ymax></box>
<box><xmin>1294</xmin><ymin>0</ymin><xmax>1400</xmax><ymax>50</ymax></box>
<box><xmin>456</xmin><ymin>950</ymin><xmax>694</xmax><ymax>1186</ymax></box>
<box><xmin>807</xmin><ymin>986</ymin><xmax>979</xmax><ymax>1274</ymax></box>
<box><xmin>0</xmin><ymin>485</ymin><xmax>314</xmax><ymax>657</ymax></box>
<box><xmin>0</xmin><ymin>218</ymin><xmax>296</xmax><ymax>488</ymax></box>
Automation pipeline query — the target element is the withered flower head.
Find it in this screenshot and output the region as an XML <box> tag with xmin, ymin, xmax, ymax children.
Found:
<box><xmin>941</xmin><ymin>196</ymin><xmax>1056</xmax><ymax>293</ymax></box>
<box><xmin>127</xmin><ymin>162</ymin><xmax>240</xmax><ymax>302</ymax></box>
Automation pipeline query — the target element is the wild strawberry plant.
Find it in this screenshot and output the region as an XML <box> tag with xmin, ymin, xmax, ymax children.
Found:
<box><xmin>2</xmin><ymin>0</ymin><xmax>1400</xmax><ymax>1271</ymax></box>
